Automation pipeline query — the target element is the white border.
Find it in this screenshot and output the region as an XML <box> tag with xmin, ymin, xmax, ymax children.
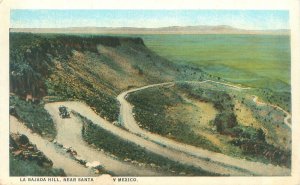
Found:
<box><xmin>1</xmin><ymin>0</ymin><xmax>299</xmax><ymax>185</ymax></box>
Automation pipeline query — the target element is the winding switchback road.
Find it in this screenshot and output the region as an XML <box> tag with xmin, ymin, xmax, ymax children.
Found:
<box><xmin>46</xmin><ymin>102</ymin><xmax>251</xmax><ymax>176</ymax></box>
<box><xmin>10</xmin><ymin>80</ymin><xmax>291</xmax><ymax>176</ymax></box>
<box><xmin>117</xmin><ymin>80</ymin><xmax>290</xmax><ymax>176</ymax></box>
<box><xmin>44</xmin><ymin>104</ymin><xmax>160</xmax><ymax>176</ymax></box>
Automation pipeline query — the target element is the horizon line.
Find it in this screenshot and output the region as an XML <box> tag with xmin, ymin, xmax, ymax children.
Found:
<box><xmin>10</xmin><ymin>25</ymin><xmax>291</xmax><ymax>31</ymax></box>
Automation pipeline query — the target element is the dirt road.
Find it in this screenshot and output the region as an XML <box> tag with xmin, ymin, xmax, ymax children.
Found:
<box><xmin>46</xmin><ymin>102</ymin><xmax>253</xmax><ymax>176</ymax></box>
<box><xmin>10</xmin><ymin>112</ymin><xmax>159</xmax><ymax>176</ymax></box>
<box><xmin>252</xmin><ymin>95</ymin><xmax>291</xmax><ymax>128</ymax></box>
<box><xmin>117</xmin><ymin>80</ymin><xmax>290</xmax><ymax>176</ymax></box>
<box><xmin>47</xmin><ymin>95</ymin><xmax>289</xmax><ymax>176</ymax></box>
<box><xmin>10</xmin><ymin>116</ymin><xmax>93</xmax><ymax>176</ymax></box>
<box><xmin>44</xmin><ymin>104</ymin><xmax>160</xmax><ymax>176</ymax></box>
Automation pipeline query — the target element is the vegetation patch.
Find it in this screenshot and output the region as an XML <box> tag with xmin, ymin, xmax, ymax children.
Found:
<box><xmin>248</xmin><ymin>88</ymin><xmax>291</xmax><ymax>113</ymax></box>
<box><xmin>229</xmin><ymin>125</ymin><xmax>291</xmax><ymax>168</ymax></box>
<box><xmin>10</xmin><ymin>95</ymin><xmax>56</xmax><ymax>139</ymax></box>
<box><xmin>248</xmin><ymin>101</ymin><xmax>290</xmax><ymax>150</ymax></box>
<box><xmin>177</xmin><ymin>83</ymin><xmax>291</xmax><ymax>167</ymax></box>
<box><xmin>46</xmin><ymin>68</ymin><xmax>120</xmax><ymax>122</ymax></box>
<box><xmin>9</xmin><ymin>33</ymin><xmax>126</xmax><ymax>122</ymax></box>
<box><xmin>10</xmin><ymin>153</ymin><xmax>66</xmax><ymax>176</ymax></box>
<box><xmin>177</xmin><ymin>82</ymin><xmax>238</xmax><ymax>134</ymax></box>
<box><xmin>78</xmin><ymin>113</ymin><xmax>218</xmax><ymax>176</ymax></box>
<box><xmin>9</xmin><ymin>133</ymin><xmax>65</xmax><ymax>176</ymax></box>
<box><xmin>126</xmin><ymin>86</ymin><xmax>220</xmax><ymax>152</ymax></box>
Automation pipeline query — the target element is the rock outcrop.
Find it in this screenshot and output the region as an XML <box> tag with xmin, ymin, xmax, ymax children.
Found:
<box><xmin>10</xmin><ymin>133</ymin><xmax>53</xmax><ymax>167</ymax></box>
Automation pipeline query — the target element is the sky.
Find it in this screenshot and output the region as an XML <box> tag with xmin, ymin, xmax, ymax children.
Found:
<box><xmin>10</xmin><ymin>10</ymin><xmax>289</xmax><ymax>30</ymax></box>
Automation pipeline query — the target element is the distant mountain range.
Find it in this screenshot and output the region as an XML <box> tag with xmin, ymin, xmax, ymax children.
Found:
<box><xmin>10</xmin><ymin>25</ymin><xmax>290</xmax><ymax>35</ymax></box>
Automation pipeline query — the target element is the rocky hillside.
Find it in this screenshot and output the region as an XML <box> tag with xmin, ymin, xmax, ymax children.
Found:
<box><xmin>10</xmin><ymin>133</ymin><xmax>66</xmax><ymax>176</ymax></box>
<box><xmin>10</xmin><ymin>33</ymin><xmax>213</xmax><ymax>121</ymax></box>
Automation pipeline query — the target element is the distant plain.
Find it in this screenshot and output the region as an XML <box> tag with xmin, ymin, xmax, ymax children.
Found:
<box><xmin>139</xmin><ymin>34</ymin><xmax>290</xmax><ymax>91</ymax></box>
<box><xmin>78</xmin><ymin>33</ymin><xmax>290</xmax><ymax>91</ymax></box>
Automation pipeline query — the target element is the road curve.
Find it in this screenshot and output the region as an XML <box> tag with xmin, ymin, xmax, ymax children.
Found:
<box><xmin>10</xmin><ymin>116</ymin><xmax>93</xmax><ymax>176</ymax></box>
<box><xmin>44</xmin><ymin>104</ymin><xmax>160</xmax><ymax>176</ymax></box>
<box><xmin>10</xmin><ymin>113</ymin><xmax>159</xmax><ymax>176</ymax></box>
<box><xmin>252</xmin><ymin>96</ymin><xmax>291</xmax><ymax>128</ymax></box>
<box><xmin>47</xmin><ymin>102</ymin><xmax>252</xmax><ymax>176</ymax></box>
<box><xmin>117</xmin><ymin>80</ymin><xmax>291</xmax><ymax>176</ymax></box>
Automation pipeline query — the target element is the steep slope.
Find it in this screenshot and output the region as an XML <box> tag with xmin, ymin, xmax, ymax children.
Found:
<box><xmin>10</xmin><ymin>33</ymin><xmax>213</xmax><ymax>122</ymax></box>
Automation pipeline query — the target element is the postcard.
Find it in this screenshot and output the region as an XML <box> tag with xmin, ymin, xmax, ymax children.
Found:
<box><xmin>0</xmin><ymin>0</ymin><xmax>300</xmax><ymax>185</ymax></box>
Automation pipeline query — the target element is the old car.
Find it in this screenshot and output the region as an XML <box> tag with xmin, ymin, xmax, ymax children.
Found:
<box><xmin>59</xmin><ymin>105</ymin><xmax>70</xmax><ymax>118</ymax></box>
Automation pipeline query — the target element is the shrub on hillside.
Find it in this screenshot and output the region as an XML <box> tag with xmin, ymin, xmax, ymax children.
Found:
<box><xmin>127</xmin><ymin>87</ymin><xmax>220</xmax><ymax>152</ymax></box>
<box><xmin>10</xmin><ymin>153</ymin><xmax>66</xmax><ymax>176</ymax></box>
<box><xmin>9</xmin><ymin>95</ymin><xmax>56</xmax><ymax>139</ymax></box>
<box><xmin>79</xmin><ymin>114</ymin><xmax>218</xmax><ymax>176</ymax></box>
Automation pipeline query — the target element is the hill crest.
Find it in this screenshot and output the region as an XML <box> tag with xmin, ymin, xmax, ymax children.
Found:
<box><xmin>10</xmin><ymin>25</ymin><xmax>289</xmax><ymax>35</ymax></box>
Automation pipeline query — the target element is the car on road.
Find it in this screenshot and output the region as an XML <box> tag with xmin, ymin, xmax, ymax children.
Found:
<box><xmin>59</xmin><ymin>106</ymin><xmax>70</xmax><ymax>118</ymax></box>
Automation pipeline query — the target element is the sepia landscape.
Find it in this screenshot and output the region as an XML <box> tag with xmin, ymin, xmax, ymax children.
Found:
<box><xmin>9</xmin><ymin>10</ymin><xmax>291</xmax><ymax>177</ymax></box>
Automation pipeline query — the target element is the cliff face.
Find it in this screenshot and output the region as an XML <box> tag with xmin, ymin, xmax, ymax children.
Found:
<box><xmin>9</xmin><ymin>33</ymin><xmax>145</xmax><ymax>99</ymax></box>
